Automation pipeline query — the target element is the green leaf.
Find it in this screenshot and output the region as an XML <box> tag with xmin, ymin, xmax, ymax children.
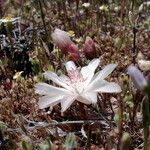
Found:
<box><xmin>22</xmin><ymin>140</ymin><xmax>33</xmax><ymax>150</ymax></box>
<box><xmin>37</xmin><ymin>140</ymin><xmax>51</xmax><ymax>150</ymax></box>
<box><xmin>114</xmin><ymin>113</ymin><xmax>121</xmax><ymax>123</ymax></box>
<box><xmin>142</xmin><ymin>96</ymin><xmax>150</xmax><ymax>150</ymax></box>
<box><xmin>120</xmin><ymin>132</ymin><xmax>131</xmax><ymax>150</ymax></box>
<box><xmin>6</xmin><ymin>21</ymin><xmax>13</xmax><ymax>35</ymax></box>
<box><xmin>65</xmin><ymin>133</ymin><xmax>77</xmax><ymax>150</ymax></box>
<box><xmin>47</xmin><ymin>64</ymin><xmax>54</xmax><ymax>72</ymax></box>
<box><xmin>0</xmin><ymin>121</ymin><xmax>7</xmax><ymax>129</ymax></box>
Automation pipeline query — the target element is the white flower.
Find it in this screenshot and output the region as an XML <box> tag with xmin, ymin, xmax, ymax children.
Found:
<box><xmin>35</xmin><ymin>59</ymin><xmax>121</xmax><ymax>112</ymax></box>
<box><xmin>82</xmin><ymin>3</ymin><xmax>90</xmax><ymax>8</ymax></box>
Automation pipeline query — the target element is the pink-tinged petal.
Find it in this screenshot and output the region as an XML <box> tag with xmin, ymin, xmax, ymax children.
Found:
<box><xmin>89</xmin><ymin>80</ymin><xmax>121</xmax><ymax>93</ymax></box>
<box><xmin>61</xmin><ymin>96</ymin><xmax>76</xmax><ymax>112</ymax></box>
<box><xmin>44</xmin><ymin>71</ymin><xmax>74</xmax><ymax>91</ymax></box>
<box><xmin>65</xmin><ymin>61</ymin><xmax>77</xmax><ymax>71</ymax></box>
<box><xmin>35</xmin><ymin>82</ymin><xmax>72</xmax><ymax>96</ymax></box>
<box><xmin>92</xmin><ymin>64</ymin><xmax>117</xmax><ymax>83</ymax></box>
<box><xmin>38</xmin><ymin>95</ymin><xmax>64</xmax><ymax>109</ymax></box>
<box><xmin>81</xmin><ymin>92</ymin><xmax>97</xmax><ymax>104</ymax></box>
<box><xmin>81</xmin><ymin>58</ymin><xmax>100</xmax><ymax>86</ymax></box>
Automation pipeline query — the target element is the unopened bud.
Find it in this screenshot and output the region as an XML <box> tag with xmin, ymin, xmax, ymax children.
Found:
<box><xmin>67</xmin><ymin>44</ymin><xmax>80</xmax><ymax>62</ymax></box>
<box><xmin>127</xmin><ymin>65</ymin><xmax>148</xmax><ymax>90</ymax></box>
<box><xmin>83</xmin><ymin>36</ymin><xmax>96</xmax><ymax>60</ymax></box>
<box><xmin>51</xmin><ymin>28</ymin><xmax>73</xmax><ymax>54</ymax></box>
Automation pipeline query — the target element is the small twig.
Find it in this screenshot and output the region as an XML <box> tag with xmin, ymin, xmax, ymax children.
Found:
<box><xmin>5</xmin><ymin>120</ymin><xmax>109</xmax><ymax>133</ymax></box>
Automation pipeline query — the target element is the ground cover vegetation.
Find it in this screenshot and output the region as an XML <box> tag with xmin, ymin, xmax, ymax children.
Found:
<box><xmin>0</xmin><ymin>0</ymin><xmax>150</xmax><ymax>149</ymax></box>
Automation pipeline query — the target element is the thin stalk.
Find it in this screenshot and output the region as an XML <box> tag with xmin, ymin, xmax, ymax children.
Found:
<box><xmin>143</xmin><ymin>86</ymin><xmax>150</xmax><ymax>150</ymax></box>
<box><xmin>87</xmin><ymin>124</ymin><xmax>91</xmax><ymax>150</ymax></box>
<box><xmin>117</xmin><ymin>96</ymin><xmax>123</xmax><ymax>150</ymax></box>
<box><xmin>38</xmin><ymin>0</ymin><xmax>48</xmax><ymax>42</ymax></box>
<box><xmin>5</xmin><ymin>120</ymin><xmax>109</xmax><ymax>133</ymax></box>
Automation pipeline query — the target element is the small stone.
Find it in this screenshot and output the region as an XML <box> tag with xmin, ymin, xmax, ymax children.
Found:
<box><xmin>136</xmin><ymin>51</ymin><xmax>144</xmax><ymax>62</ymax></box>
<box><xmin>138</xmin><ymin>60</ymin><xmax>150</xmax><ymax>71</ymax></box>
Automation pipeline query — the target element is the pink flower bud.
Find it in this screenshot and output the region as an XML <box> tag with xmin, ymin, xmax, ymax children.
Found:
<box><xmin>0</xmin><ymin>0</ymin><xmax>5</xmax><ymax>6</ymax></box>
<box><xmin>67</xmin><ymin>43</ymin><xmax>80</xmax><ymax>62</ymax></box>
<box><xmin>83</xmin><ymin>36</ymin><xmax>96</xmax><ymax>60</ymax></box>
<box><xmin>51</xmin><ymin>28</ymin><xmax>73</xmax><ymax>54</ymax></box>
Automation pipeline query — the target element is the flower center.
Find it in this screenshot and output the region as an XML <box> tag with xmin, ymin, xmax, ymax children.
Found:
<box><xmin>67</xmin><ymin>69</ymin><xmax>85</xmax><ymax>94</ymax></box>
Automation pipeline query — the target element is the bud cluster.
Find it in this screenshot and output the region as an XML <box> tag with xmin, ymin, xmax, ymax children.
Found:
<box><xmin>51</xmin><ymin>28</ymin><xmax>96</xmax><ymax>62</ymax></box>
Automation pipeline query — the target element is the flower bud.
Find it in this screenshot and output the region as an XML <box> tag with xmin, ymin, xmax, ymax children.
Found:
<box><xmin>51</xmin><ymin>28</ymin><xmax>73</xmax><ymax>54</ymax></box>
<box><xmin>67</xmin><ymin>43</ymin><xmax>80</xmax><ymax>62</ymax></box>
<box><xmin>0</xmin><ymin>0</ymin><xmax>5</xmax><ymax>6</ymax></box>
<box><xmin>127</xmin><ymin>65</ymin><xmax>148</xmax><ymax>90</ymax></box>
<box><xmin>83</xmin><ymin>36</ymin><xmax>96</xmax><ymax>60</ymax></box>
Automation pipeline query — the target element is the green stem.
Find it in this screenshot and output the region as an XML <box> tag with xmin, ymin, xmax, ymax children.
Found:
<box><xmin>143</xmin><ymin>85</ymin><xmax>150</xmax><ymax>150</ymax></box>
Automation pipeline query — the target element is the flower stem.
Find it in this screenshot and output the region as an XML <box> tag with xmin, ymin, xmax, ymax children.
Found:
<box><xmin>143</xmin><ymin>85</ymin><xmax>150</xmax><ymax>150</ymax></box>
<box><xmin>38</xmin><ymin>0</ymin><xmax>48</xmax><ymax>43</ymax></box>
